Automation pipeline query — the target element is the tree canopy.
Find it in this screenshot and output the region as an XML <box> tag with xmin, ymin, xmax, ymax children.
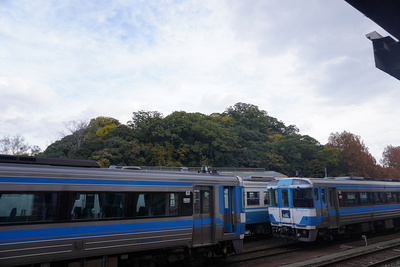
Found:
<box><xmin>39</xmin><ymin>103</ymin><xmax>400</xmax><ymax>179</ymax></box>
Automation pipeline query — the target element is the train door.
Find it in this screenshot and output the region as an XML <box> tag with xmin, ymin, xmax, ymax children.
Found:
<box><xmin>192</xmin><ymin>186</ymin><xmax>213</xmax><ymax>246</ymax></box>
<box><xmin>319</xmin><ymin>188</ymin><xmax>328</xmax><ymax>223</ymax></box>
<box><xmin>278</xmin><ymin>188</ymin><xmax>294</xmax><ymax>225</ymax></box>
<box><xmin>223</xmin><ymin>187</ymin><xmax>234</xmax><ymax>233</ymax></box>
<box><xmin>327</xmin><ymin>188</ymin><xmax>340</xmax><ymax>228</ymax></box>
<box><xmin>313</xmin><ymin>187</ymin><xmax>324</xmax><ymax>220</ymax></box>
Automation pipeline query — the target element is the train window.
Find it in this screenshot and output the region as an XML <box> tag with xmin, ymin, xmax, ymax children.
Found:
<box><xmin>313</xmin><ymin>188</ymin><xmax>319</xmax><ymax>201</ymax></box>
<box><xmin>0</xmin><ymin>193</ymin><xmax>56</xmax><ymax>223</ymax></box>
<box><xmin>292</xmin><ymin>189</ymin><xmax>313</xmax><ymax>208</ymax></box>
<box><xmin>136</xmin><ymin>192</ymin><xmax>180</xmax><ymax>217</ymax></box>
<box><xmin>246</xmin><ymin>192</ymin><xmax>260</xmax><ymax>206</ymax></box>
<box><xmin>268</xmin><ymin>189</ymin><xmax>278</xmax><ymax>207</ymax></box>
<box><xmin>224</xmin><ymin>188</ymin><xmax>230</xmax><ymax>208</ymax></box>
<box><xmin>321</xmin><ymin>189</ymin><xmax>326</xmax><ymax>204</ymax></box>
<box><xmin>169</xmin><ymin>193</ymin><xmax>179</xmax><ymax>215</ymax></box>
<box><xmin>202</xmin><ymin>190</ymin><xmax>211</xmax><ymax>213</ymax></box>
<box><xmin>282</xmin><ymin>190</ymin><xmax>289</xmax><ymax>207</ymax></box>
<box><xmin>194</xmin><ymin>190</ymin><xmax>201</xmax><ymax>214</ymax></box>
<box><xmin>360</xmin><ymin>192</ymin><xmax>371</xmax><ymax>205</ymax></box>
<box><xmin>341</xmin><ymin>192</ymin><xmax>359</xmax><ymax>207</ymax></box>
<box><xmin>387</xmin><ymin>192</ymin><xmax>398</xmax><ymax>203</ymax></box>
<box><xmin>263</xmin><ymin>191</ymin><xmax>268</xmax><ymax>205</ymax></box>
<box><xmin>194</xmin><ymin>189</ymin><xmax>211</xmax><ymax>214</ymax></box>
<box><xmin>374</xmin><ymin>192</ymin><xmax>385</xmax><ymax>204</ymax></box>
<box><xmin>292</xmin><ymin>179</ymin><xmax>310</xmax><ymax>185</ymax></box>
<box><xmin>71</xmin><ymin>193</ymin><xmax>125</xmax><ymax>220</ymax></box>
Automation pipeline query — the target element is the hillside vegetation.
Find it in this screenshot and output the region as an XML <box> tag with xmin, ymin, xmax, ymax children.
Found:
<box><xmin>43</xmin><ymin>103</ymin><xmax>400</xmax><ymax>178</ymax></box>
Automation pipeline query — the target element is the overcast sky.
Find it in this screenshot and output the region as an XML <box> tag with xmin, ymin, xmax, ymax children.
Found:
<box><xmin>1</xmin><ymin>0</ymin><xmax>399</xmax><ymax>162</ymax></box>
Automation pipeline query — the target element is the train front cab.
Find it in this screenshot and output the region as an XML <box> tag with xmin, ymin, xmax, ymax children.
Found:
<box><xmin>268</xmin><ymin>178</ymin><xmax>340</xmax><ymax>242</ymax></box>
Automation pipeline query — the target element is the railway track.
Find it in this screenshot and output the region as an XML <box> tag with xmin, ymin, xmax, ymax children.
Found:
<box><xmin>206</xmin><ymin>245</ymin><xmax>303</xmax><ymax>266</ymax></box>
<box><xmin>226</xmin><ymin>246</ymin><xmax>302</xmax><ymax>266</ymax></box>
<box><xmin>202</xmin><ymin>233</ymin><xmax>400</xmax><ymax>267</ymax></box>
<box><xmin>203</xmin><ymin>236</ymin><xmax>307</xmax><ymax>266</ymax></box>
<box><xmin>279</xmin><ymin>232</ymin><xmax>400</xmax><ymax>267</ymax></box>
<box><xmin>310</xmin><ymin>243</ymin><xmax>400</xmax><ymax>267</ymax></box>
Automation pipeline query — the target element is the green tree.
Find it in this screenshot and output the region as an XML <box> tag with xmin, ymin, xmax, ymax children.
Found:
<box><xmin>267</xmin><ymin>134</ymin><xmax>325</xmax><ymax>177</ymax></box>
<box><xmin>85</xmin><ymin>117</ymin><xmax>121</xmax><ymax>140</ymax></box>
<box><xmin>128</xmin><ymin>110</ymin><xmax>164</xmax><ymax>143</ymax></box>
<box><xmin>161</xmin><ymin>111</ymin><xmax>239</xmax><ymax>166</ymax></box>
<box><xmin>316</xmin><ymin>146</ymin><xmax>342</xmax><ymax>177</ymax></box>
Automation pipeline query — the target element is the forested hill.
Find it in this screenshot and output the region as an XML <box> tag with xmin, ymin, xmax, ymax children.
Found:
<box><xmin>43</xmin><ymin>103</ymin><xmax>400</xmax><ymax>179</ymax></box>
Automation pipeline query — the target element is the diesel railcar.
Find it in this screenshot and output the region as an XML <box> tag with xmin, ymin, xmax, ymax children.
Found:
<box><xmin>268</xmin><ymin>177</ymin><xmax>400</xmax><ymax>242</ymax></box>
<box><xmin>0</xmin><ymin>155</ymin><xmax>245</xmax><ymax>267</ymax></box>
<box><xmin>242</xmin><ymin>177</ymin><xmax>274</xmax><ymax>235</ymax></box>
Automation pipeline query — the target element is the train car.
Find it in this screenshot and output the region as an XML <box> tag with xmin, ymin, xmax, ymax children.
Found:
<box><xmin>268</xmin><ymin>177</ymin><xmax>400</xmax><ymax>242</ymax></box>
<box><xmin>0</xmin><ymin>155</ymin><xmax>245</xmax><ymax>267</ymax></box>
<box><xmin>242</xmin><ymin>177</ymin><xmax>274</xmax><ymax>235</ymax></box>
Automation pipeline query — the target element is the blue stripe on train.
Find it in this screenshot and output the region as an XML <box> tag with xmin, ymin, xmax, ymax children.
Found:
<box><xmin>339</xmin><ymin>205</ymin><xmax>400</xmax><ymax>214</ymax></box>
<box><xmin>1</xmin><ymin>218</ymin><xmax>229</xmax><ymax>244</ymax></box>
<box><xmin>0</xmin><ymin>220</ymin><xmax>193</xmax><ymax>244</ymax></box>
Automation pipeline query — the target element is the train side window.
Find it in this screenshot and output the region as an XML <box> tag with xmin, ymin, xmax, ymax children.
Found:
<box><xmin>194</xmin><ymin>190</ymin><xmax>201</xmax><ymax>214</ymax></box>
<box><xmin>374</xmin><ymin>192</ymin><xmax>385</xmax><ymax>204</ymax></box>
<box><xmin>268</xmin><ymin>189</ymin><xmax>278</xmax><ymax>207</ymax></box>
<box><xmin>71</xmin><ymin>193</ymin><xmax>125</xmax><ymax>220</ymax></box>
<box><xmin>181</xmin><ymin>192</ymin><xmax>193</xmax><ymax>216</ymax></box>
<box><xmin>202</xmin><ymin>190</ymin><xmax>211</xmax><ymax>213</ymax></box>
<box><xmin>263</xmin><ymin>191</ymin><xmax>268</xmax><ymax>205</ymax></box>
<box><xmin>392</xmin><ymin>192</ymin><xmax>399</xmax><ymax>203</ymax></box>
<box><xmin>169</xmin><ymin>193</ymin><xmax>179</xmax><ymax>215</ymax></box>
<box><xmin>282</xmin><ymin>189</ymin><xmax>289</xmax><ymax>207</ymax></box>
<box><xmin>321</xmin><ymin>189</ymin><xmax>326</xmax><ymax>204</ymax></box>
<box><xmin>0</xmin><ymin>193</ymin><xmax>56</xmax><ymax>224</ymax></box>
<box><xmin>313</xmin><ymin>188</ymin><xmax>319</xmax><ymax>201</ymax></box>
<box><xmin>136</xmin><ymin>192</ymin><xmax>180</xmax><ymax>217</ymax></box>
<box><xmin>136</xmin><ymin>193</ymin><xmax>149</xmax><ymax>216</ymax></box>
<box><xmin>246</xmin><ymin>192</ymin><xmax>260</xmax><ymax>206</ymax></box>
<box><xmin>387</xmin><ymin>192</ymin><xmax>396</xmax><ymax>203</ymax></box>
<box><xmin>360</xmin><ymin>192</ymin><xmax>368</xmax><ymax>205</ymax></box>
<box><xmin>360</xmin><ymin>192</ymin><xmax>375</xmax><ymax>205</ymax></box>
<box><xmin>194</xmin><ymin>189</ymin><xmax>211</xmax><ymax>214</ymax></box>
<box><xmin>342</xmin><ymin>192</ymin><xmax>359</xmax><ymax>207</ymax></box>
<box><xmin>151</xmin><ymin>193</ymin><xmax>167</xmax><ymax>216</ymax></box>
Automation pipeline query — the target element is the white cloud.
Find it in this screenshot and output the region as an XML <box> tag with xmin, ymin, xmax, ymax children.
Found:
<box><xmin>0</xmin><ymin>0</ymin><xmax>399</xmax><ymax>162</ymax></box>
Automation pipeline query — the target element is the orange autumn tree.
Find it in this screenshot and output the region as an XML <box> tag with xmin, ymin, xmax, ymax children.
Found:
<box><xmin>327</xmin><ymin>131</ymin><xmax>378</xmax><ymax>178</ymax></box>
<box><xmin>381</xmin><ymin>145</ymin><xmax>400</xmax><ymax>178</ymax></box>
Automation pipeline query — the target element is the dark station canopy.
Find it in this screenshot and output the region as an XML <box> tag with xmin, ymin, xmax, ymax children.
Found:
<box><xmin>345</xmin><ymin>0</ymin><xmax>400</xmax><ymax>80</ymax></box>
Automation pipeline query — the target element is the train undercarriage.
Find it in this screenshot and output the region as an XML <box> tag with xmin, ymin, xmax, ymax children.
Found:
<box><xmin>272</xmin><ymin>218</ymin><xmax>400</xmax><ymax>242</ymax></box>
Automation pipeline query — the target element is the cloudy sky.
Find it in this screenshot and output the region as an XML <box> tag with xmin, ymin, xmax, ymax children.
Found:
<box><xmin>1</xmin><ymin>0</ymin><xmax>399</xmax><ymax>162</ymax></box>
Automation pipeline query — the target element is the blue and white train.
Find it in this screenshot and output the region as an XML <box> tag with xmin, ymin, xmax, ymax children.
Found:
<box><xmin>268</xmin><ymin>177</ymin><xmax>400</xmax><ymax>242</ymax></box>
<box><xmin>242</xmin><ymin>177</ymin><xmax>274</xmax><ymax>235</ymax></box>
<box><xmin>0</xmin><ymin>155</ymin><xmax>245</xmax><ymax>267</ymax></box>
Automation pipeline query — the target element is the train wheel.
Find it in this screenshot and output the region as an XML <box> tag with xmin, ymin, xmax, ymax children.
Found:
<box><xmin>189</xmin><ymin>249</ymin><xmax>209</xmax><ymax>266</ymax></box>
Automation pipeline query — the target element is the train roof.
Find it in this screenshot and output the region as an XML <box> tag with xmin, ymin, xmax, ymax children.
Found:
<box><xmin>0</xmin><ymin>161</ymin><xmax>244</xmax><ymax>185</ymax></box>
<box><xmin>268</xmin><ymin>177</ymin><xmax>400</xmax><ymax>188</ymax></box>
<box><xmin>0</xmin><ymin>154</ymin><xmax>246</xmax><ymax>183</ymax></box>
<box><xmin>0</xmin><ymin>154</ymin><xmax>101</xmax><ymax>168</ymax></box>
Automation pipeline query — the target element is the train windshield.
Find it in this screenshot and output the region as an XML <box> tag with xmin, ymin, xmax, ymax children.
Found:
<box><xmin>268</xmin><ymin>189</ymin><xmax>278</xmax><ymax>206</ymax></box>
<box><xmin>292</xmin><ymin>188</ymin><xmax>314</xmax><ymax>208</ymax></box>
